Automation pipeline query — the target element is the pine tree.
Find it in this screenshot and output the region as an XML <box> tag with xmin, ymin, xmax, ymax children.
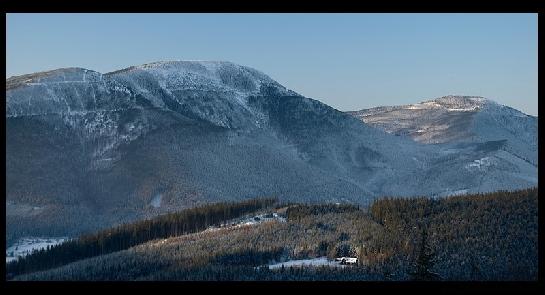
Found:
<box><xmin>409</xmin><ymin>227</ymin><xmax>440</xmax><ymax>281</ymax></box>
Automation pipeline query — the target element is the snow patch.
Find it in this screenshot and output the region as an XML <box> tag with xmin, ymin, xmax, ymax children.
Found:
<box><xmin>466</xmin><ymin>157</ymin><xmax>493</xmax><ymax>170</ymax></box>
<box><xmin>151</xmin><ymin>194</ymin><xmax>162</xmax><ymax>208</ymax></box>
<box><xmin>6</xmin><ymin>237</ymin><xmax>69</xmax><ymax>263</ymax></box>
<box><xmin>267</xmin><ymin>257</ymin><xmax>346</xmax><ymax>269</ymax></box>
<box><xmin>204</xmin><ymin>212</ymin><xmax>286</xmax><ymax>233</ymax></box>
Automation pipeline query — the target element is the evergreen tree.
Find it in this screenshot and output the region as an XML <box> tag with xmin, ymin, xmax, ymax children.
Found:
<box><xmin>409</xmin><ymin>227</ymin><xmax>440</xmax><ymax>281</ymax></box>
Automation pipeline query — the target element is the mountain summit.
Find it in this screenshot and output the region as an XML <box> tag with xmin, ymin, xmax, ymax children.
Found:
<box><xmin>7</xmin><ymin>61</ymin><xmax>297</xmax><ymax>128</ymax></box>
<box><xmin>348</xmin><ymin>95</ymin><xmax>536</xmax><ymax>155</ymax></box>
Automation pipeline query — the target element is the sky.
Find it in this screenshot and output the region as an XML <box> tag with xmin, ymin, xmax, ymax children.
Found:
<box><xmin>6</xmin><ymin>13</ymin><xmax>538</xmax><ymax>115</ymax></box>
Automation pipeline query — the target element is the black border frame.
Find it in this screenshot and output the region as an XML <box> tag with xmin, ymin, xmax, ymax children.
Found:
<box><xmin>1</xmin><ymin>3</ymin><xmax>543</xmax><ymax>293</ymax></box>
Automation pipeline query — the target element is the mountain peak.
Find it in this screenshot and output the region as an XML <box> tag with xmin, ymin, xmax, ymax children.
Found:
<box><xmin>431</xmin><ymin>94</ymin><xmax>489</xmax><ymax>104</ymax></box>
<box><xmin>108</xmin><ymin>60</ymin><xmax>263</xmax><ymax>79</ymax></box>
<box><xmin>6</xmin><ymin>67</ymin><xmax>102</xmax><ymax>90</ymax></box>
<box><xmin>136</xmin><ymin>60</ymin><xmax>235</xmax><ymax>68</ymax></box>
<box><xmin>105</xmin><ymin>60</ymin><xmax>297</xmax><ymax>99</ymax></box>
<box><xmin>412</xmin><ymin>95</ymin><xmax>495</xmax><ymax>112</ymax></box>
<box><xmin>6</xmin><ymin>60</ymin><xmax>300</xmax><ymax>127</ymax></box>
<box><xmin>436</xmin><ymin>95</ymin><xmax>486</xmax><ymax>100</ymax></box>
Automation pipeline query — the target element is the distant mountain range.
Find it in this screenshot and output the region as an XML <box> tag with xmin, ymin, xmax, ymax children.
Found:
<box><xmin>5</xmin><ymin>61</ymin><xmax>538</xmax><ymax>243</ymax></box>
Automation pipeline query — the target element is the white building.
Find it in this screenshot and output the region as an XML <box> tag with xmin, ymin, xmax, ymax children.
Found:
<box><xmin>335</xmin><ymin>257</ymin><xmax>358</xmax><ymax>265</ymax></box>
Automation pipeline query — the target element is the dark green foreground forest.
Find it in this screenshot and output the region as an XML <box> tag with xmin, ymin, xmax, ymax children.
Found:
<box><xmin>6</xmin><ymin>188</ymin><xmax>538</xmax><ymax>281</ymax></box>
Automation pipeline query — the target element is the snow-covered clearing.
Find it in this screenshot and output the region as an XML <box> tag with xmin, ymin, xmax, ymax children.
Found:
<box><xmin>466</xmin><ymin>157</ymin><xmax>494</xmax><ymax>170</ymax></box>
<box><xmin>151</xmin><ymin>194</ymin><xmax>162</xmax><ymax>208</ymax></box>
<box><xmin>267</xmin><ymin>257</ymin><xmax>346</xmax><ymax>269</ymax></box>
<box><xmin>204</xmin><ymin>212</ymin><xmax>286</xmax><ymax>233</ymax></box>
<box><xmin>6</xmin><ymin>237</ymin><xmax>69</xmax><ymax>263</ymax></box>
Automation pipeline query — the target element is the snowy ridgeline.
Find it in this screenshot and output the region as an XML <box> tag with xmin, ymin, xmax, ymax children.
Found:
<box><xmin>6</xmin><ymin>237</ymin><xmax>69</xmax><ymax>263</ymax></box>
<box><xmin>204</xmin><ymin>212</ymin><xmax>287</xmax><ymax>233</ymax></box>
<box><xmin>265</xmin><ymin>257</ymin><xmax>347</xmax><ymax>270</ymax></box>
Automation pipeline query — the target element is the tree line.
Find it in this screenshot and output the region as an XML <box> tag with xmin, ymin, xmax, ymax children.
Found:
<box><xmin>6</xmin><ymin>197</ymin><xmax>277</xmax><ymax>278</ymax></box>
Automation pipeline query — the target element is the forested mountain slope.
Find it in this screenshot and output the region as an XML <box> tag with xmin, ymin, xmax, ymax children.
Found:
<box><xmin>8</xmin><ymin>188</ymin><xmax>537</xmax><ymax>281</ymax></box>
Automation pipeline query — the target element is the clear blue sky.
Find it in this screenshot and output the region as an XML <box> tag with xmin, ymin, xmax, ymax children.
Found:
<box><xmin>6</xmin><ymin>13</ymin><xmax>538</xmax><ymax>115</ymax></box>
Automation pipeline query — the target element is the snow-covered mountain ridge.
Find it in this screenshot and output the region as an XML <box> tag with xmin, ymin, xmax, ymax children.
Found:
<box><xmin>6</xmin><ymin>61</ymin><xmax>296</xmax><ymax>122</ymax></box>
<box><xmin>347</xmin><ymin>95</ymin><xmax>537</xmax><ymax>177</ymax></box>
<box><xmin>348</xmin><ymin>95</ymin><xmax>535</xmax><ymax>146</ymax></box>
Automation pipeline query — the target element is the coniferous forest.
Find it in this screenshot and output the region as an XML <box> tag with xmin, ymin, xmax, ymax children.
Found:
<box><xmin>6</xmin><ymin>188</ymin><xmax>538</xmax><ymax>281</ymax></box>
<box><xmin>6</xmin><ymin>198</ymin><xmax>276</xmax><ymax>278</ymax></box>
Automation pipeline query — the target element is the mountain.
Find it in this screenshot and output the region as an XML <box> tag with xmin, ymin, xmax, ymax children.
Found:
<box><xmin>347</xmin><ymin>95</ymin><xmax>537</xmax><ymax>166</ymax></box>
<box><xmin>6</xmin><ymin>62</ymin><xmax>538</xmax><ymax>243</ymax></box>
